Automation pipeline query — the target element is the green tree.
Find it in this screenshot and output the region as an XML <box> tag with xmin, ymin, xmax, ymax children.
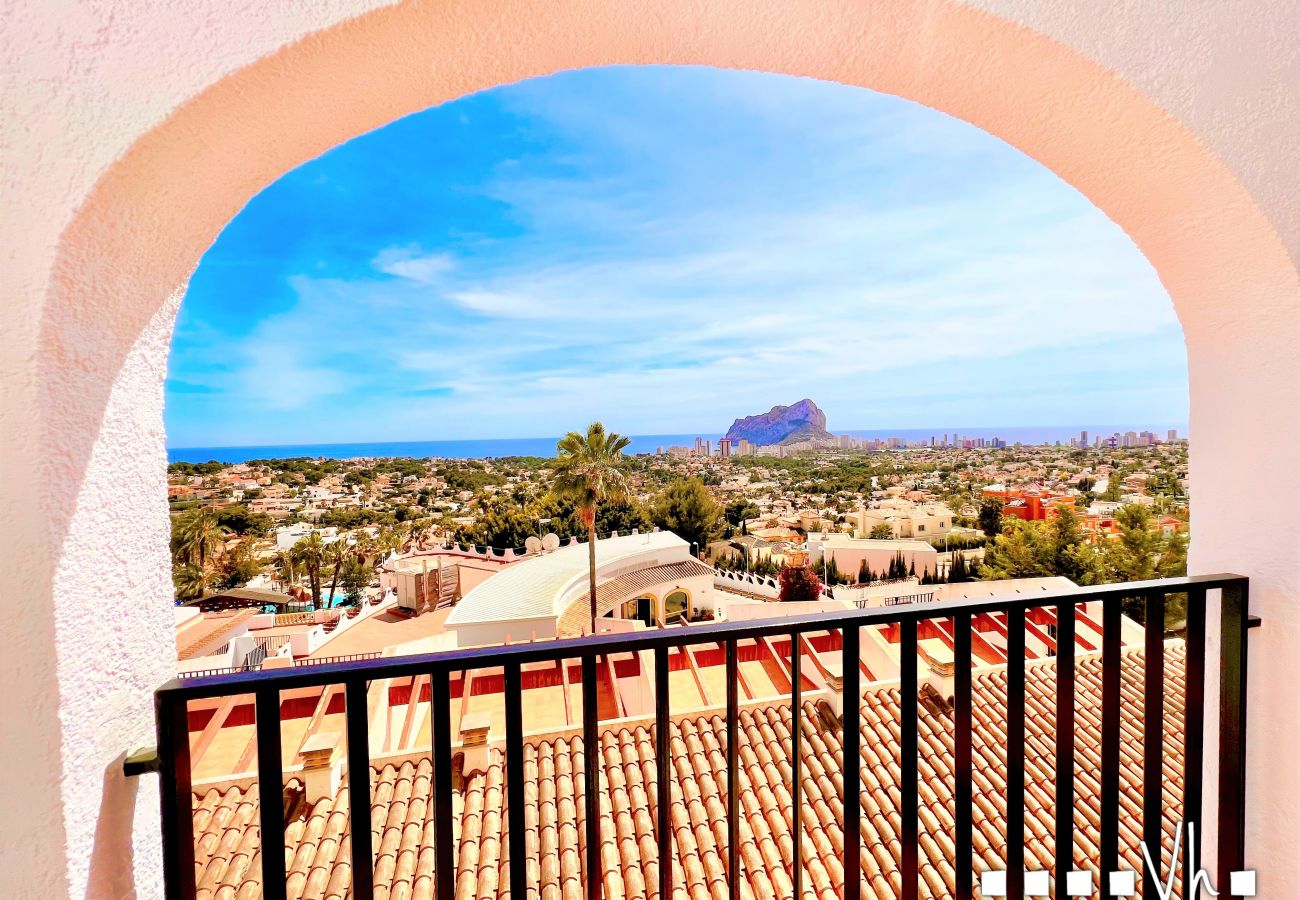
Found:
<box><xmin>1148</xmin><ymin>470</ymin><xmax>1181</xmax><ymax>498</ymax></box>
<box><xmin>813</xmin><ymin>555</ymin><xmax>847</xmax><ymax>586</ymax></box>
<box><xmin>1093</xmin><ymin>504</ymin><xmax>1163</xmax><ymax>583</ymax></box>
<box><xmin>172</xmin><ymin>509</ymin><xmax>228</xmax><ymax>597</ymax></box>
<box><xmin>978</xmin><ymin>498</ymin><xmax>1004</xmax><ymax>537</ymax></box>
<box><xmin>538</xmin><ymin>494</ymin><xmax>653</xmax><ymax>540</ymax></box>
<box><xmin>1091</xmin><ymin>504</ymin><xmax>1187</xmax><ymax>626</ymax></box>
<box><xmin>461</xmin><ymin>495</ymin><xmax>537</xmax><ymax>548</ymax></box>
<box><xmin>218</xmin><ymin>540</ymin><xmax>262</xmax><ymax>590</ymax></box>
<box><xmin>1045</xmin><ymin>505</ymin><xmax>1100</xmax><ymax>583</ymax></box>
<box><xmin>339</xmin><ymin>557</ymin><xmax>369</xmax><ymax>606</ymax></box>
<box><xmin>651</xmin><ymin>478</ymin><xmax>723</xmax><ymax>554</ymax></box>
<box><xmin>1158</xmin><ymin>529</ymin><xmax>1189</xmax><ymax>579</ymax></box>
<box><xmin>868</xmin><ymin>523</ymin><xmax>894</xmax><ymax>540</ymax></box>
<box><xmin>172</xmin><ymin>563</ymin><xmax>206</xmax><ymax>603</ymax></box>
<box><xmin>1102</xmin><ymin>473</ymin><xmax>1124</xmax><ymax>502</ymax></box>
<box><xmin>213</xmin><ymin>505</ymin><xmax>273</xmax><ymax>537</ymax></box>
<box><xmin>946</xmin><ymin>553</ymin><xmax>975</xmax><ymax>583</ymax></box>
<box><xmin>724</xmin><ymin>499</ymin><xmax>759</xmax><ymax>527</ymax></box>
<box><xmin>552</xmin><ymin>422</ymin><xmax>632</xmax><ymax>634</ymax></box>
<box><xmin>979</xmin><ymin>518</ymin><xmax>1054</xmax><ymax>579</ymax></box>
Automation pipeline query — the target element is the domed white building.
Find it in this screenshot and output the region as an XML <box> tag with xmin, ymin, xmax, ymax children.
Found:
<box><xmin>446</xmin><ymin>531</ymin><xmax>715</xmax><ymax>646</ymax></box>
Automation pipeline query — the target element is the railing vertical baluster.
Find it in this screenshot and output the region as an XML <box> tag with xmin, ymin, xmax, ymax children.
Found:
<box><xmin>655</xmin><ymin>646</ymin><xmax>671</xmax><ymax>900</ymax></box>
<box><xmin>156</xmin><ymin>690</ymin><xmax>195</xmax><ymax>900</ymax></box>
<box><xmin>900</xmin><ymin>618</ymin><xmax>918</xmax><ymax>900</ymax></box>
<box><xmin>790</xmin><ymin>631</ymin><xmax>803</xmax><ymax>900</ymax></box>
<box><xmin>1143</xmin><ymin>593</ymin><xmax>1166</xmax><ymax>897</ymax></box>
<box><xmin>953</xmin><ymin>613</ymin><xmax>973</xmax><ymax>900</ymax></box>
<box><xmin>842</xmin><ymin>625</ymin><xmax>861</xmax><ymax>900</ymax></box>
<box><xmin>505</xmin><ymin>661</ymin><xmax>527</xmax><ymax>900</ymax></box>
<box><xmin>1218</xmin><ymin>580</ymin><xmax>1250</xmax><ymax>894</ymax></box>
<box><xmin>583</xmin><ymin>654</ymin><xmax>601</xmax><ymax>900</ymax></box>
<box><xmin>1182</xmin><ymin>588</ymin><xmax>1206</xmax><ymax>899</ymax></box>
<box><xmin>346</xmin><ymin>679</ymin><xmax>374</xmax><ymax>900</ymax></box>
<box><xmin>431</xmin><ymin>668</ymin><xmax>454</xmax><ymax>900</ymax></box>
<box><xmin>1099</xmin><ymin>602</ymin><xmax>1122</xmax><ymax>891</ymax></box>
<box><xmin>1054</xmin><ymin>602</ymin><xmax>1076</xmax><ymax>900</ymax></box>
<box><xmin>1005</xmin><ymin>608</ymin><xmax>1025</xmax><ymax>899</ymax></box>
<box><xmin>254</xmin><ymin>687</ymin><xmax>287</xmax><ymax>900</ymax></box>
<box><xmin>726</xmin><ymin>638</ymin><xmax>739</xmax><ymax>900</ymax></box>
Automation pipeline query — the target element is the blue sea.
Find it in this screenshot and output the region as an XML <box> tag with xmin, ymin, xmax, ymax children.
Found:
<box><xmin>168</xmin><ymin>424</ymin><xmax>1187</xmax><ymax>464</ymax></box>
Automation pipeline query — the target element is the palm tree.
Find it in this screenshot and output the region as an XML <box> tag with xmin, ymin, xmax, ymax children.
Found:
<box><xmin>272</xmin><ymin>550</ymin><xmax>298</xmax><ymax>592</ymax></box>
<box><xmin>291</xmin><ymin>531</ymin><xmax>326</xmax><ymax>605</ymax></box>
<box><xmin>352</xmin><ymin>532</ymin><xmax>378</xmax><ymax>569</ymax></box>
<box><xmin>174</xmin><ymin>509</ymin><xmax>228</xmax><ymax>597</ymax></box>
<box><xmin>323</xmin><ymin>538</ymin><xmax>348</xmax><ymax>606</ymax></box>
<box><xmin>551</xmin><ymin>422</ymin><xmax>631</xmax><ymax>634</ymax></box>
<box><xmin>172</xmin><ymin>564</ymin><xmax>206</xmax><ymax>603</ymax></box>
<box><xmin>377</xmin><ymin>526</ymin><xmax>403</xmax><ymax>561</ymax></box>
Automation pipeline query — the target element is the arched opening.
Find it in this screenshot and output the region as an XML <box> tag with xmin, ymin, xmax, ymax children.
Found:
<box><xmin>664</xmin><ymin>589</ymin><xmax>692</xmax><ymax>625</ymax></box>
<box><xmin>19</xmin><ymin>2</ymin><xmax>1295</xmax><ymax>897</ymax></box>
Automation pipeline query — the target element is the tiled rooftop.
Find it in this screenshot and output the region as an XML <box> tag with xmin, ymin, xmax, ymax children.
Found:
<box><xmin>190</xmin><ymin>643</ymin><xmax>1188</xmax><ymax>899</ymax></box>
<box><xmin>178</xmin><ymin>609</ymin><xmax>258</xmax><ymax>661</ymax></box>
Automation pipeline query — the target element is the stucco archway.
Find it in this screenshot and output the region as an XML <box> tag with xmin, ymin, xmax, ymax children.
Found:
<box><xmin>23</xmin><ymin>1</ymin><xmax>1298</xmax><ymax>897</ymax></box>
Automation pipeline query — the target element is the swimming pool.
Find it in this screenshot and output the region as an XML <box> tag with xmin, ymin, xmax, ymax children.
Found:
<box><xmin>257</xmin><ymin>590</ymin><xmax>357</xmax><ymax>614</ymax></box>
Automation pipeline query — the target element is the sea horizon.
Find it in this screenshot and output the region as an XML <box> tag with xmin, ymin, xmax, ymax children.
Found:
<box><xmin>167</xmin><ymin>424</ymin><xmax>1188</xmax><ymax>464</ymax></box>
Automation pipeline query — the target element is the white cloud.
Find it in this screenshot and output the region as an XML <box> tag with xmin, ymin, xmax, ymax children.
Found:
<box><xmin>372</xmin><ymin>247</ymin><xmax>457</xmax><ymax>284</ymax></box>
<box><xmin>445</xmin><ymin>289</ymin><xmax>552</xmax><ymax>319</ymax></box>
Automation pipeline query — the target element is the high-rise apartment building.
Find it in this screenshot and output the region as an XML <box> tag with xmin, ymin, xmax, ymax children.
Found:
<box><xmin>716</xmin><ymin>438</ymin><xmax>731</xmax><ymax>458</ymax></box>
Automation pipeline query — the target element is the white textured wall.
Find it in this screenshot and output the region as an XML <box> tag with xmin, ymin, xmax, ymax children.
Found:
<box><xmin>1</xmin><ymin>1</ymin><xmax>1296</xmax><ymax>896</ymax></box>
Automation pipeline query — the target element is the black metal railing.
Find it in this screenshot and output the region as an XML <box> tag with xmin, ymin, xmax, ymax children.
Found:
<box><xmin>150</xmin><ymin>574</ymin><xmax>1251</xmax><ymax>900</ymax></box>
<box><xmin>292</xmin><ymin>651</ymin><xmax>382</xmax><ymax>667</ymax></box>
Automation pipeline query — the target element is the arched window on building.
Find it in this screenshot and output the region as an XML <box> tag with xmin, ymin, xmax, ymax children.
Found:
<box><xmin>664</xmin><ymin>590</ymin><xmax>691</xmax><ymax>625</ymax></box>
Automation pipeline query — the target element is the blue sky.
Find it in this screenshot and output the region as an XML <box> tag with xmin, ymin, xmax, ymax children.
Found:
<box><xmin>167</xmin><ymin>66</ymin><xmax>1187</xmax><ymax>447</ymax></box>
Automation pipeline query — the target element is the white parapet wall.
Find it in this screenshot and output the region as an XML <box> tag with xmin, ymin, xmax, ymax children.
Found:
<box><xmin>713</xmin><ymin>570</ymin><xmax>780</xmax><ymax>599</ymax></box>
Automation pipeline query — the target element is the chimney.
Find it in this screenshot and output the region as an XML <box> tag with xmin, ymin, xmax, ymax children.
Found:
<box><xmin>459</xmin><ymin>711</ymin><xmax>492</xmax><ymax>775</ymax></box>
<box><xmin>919</xmin><ymin>643</ymin><xmax>956</xmax><ymax>704</ymax></box>
<box><xmin>823</xmin><ymin>660</ymin><xmax>845</xmax><ymax>718</ymax></box>
<box><xmin>298</xmin><ymin>731</ymin><xmax>343</xmax><ymax>804</ymax></box>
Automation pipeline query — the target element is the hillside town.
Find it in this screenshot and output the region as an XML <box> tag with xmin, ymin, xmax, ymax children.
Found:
<box><xmin>169</xmin><ymin>432</ymin><xmax>1189</xmax><ymax>608</ymax></box>
<box><xmin>165</xmin><ymin>425</ymin><xmax>1197</xmax><ymax>900</ymax></box>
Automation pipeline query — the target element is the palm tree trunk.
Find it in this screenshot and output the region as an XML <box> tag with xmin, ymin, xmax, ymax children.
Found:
<box><xmin>588</xmin><ymin>516</ymin><xmax>598</xmax><ymax>635</ymax></box>
<box><xmin>327</xmin><ymin>560</ymin><xmax>342</xmax><ymax>607</ymax></box>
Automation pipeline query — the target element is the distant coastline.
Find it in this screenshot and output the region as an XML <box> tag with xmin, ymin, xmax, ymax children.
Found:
<box><xmin>168</xmin><ymin>424</ymin><xmax>1188</xmax><ymax>464</ymax></box>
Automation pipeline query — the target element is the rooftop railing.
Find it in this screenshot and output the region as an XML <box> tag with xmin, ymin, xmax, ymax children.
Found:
<box><xmin>148</xmin><ymin>574</ymin><xmax>1251</xmax><ymax>900</ymax></box>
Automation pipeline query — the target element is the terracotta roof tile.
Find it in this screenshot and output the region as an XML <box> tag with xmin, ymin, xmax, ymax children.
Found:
<box><xmin>192</xmin><ymin>644</ymin><xmax>1188</xmax><ymax>899</ymax></box>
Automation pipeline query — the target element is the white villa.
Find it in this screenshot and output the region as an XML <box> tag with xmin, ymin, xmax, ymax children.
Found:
<box><xmin>445</xmin><ymin>531</ymin><xmax>715</xmax><ymax>646</ymax></box>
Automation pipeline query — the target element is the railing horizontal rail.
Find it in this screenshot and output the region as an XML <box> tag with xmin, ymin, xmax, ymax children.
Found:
<box><xmin>158</xmin><ymin>574</ymin><xmax>1247</xmax><ymax>699</ymax></box>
